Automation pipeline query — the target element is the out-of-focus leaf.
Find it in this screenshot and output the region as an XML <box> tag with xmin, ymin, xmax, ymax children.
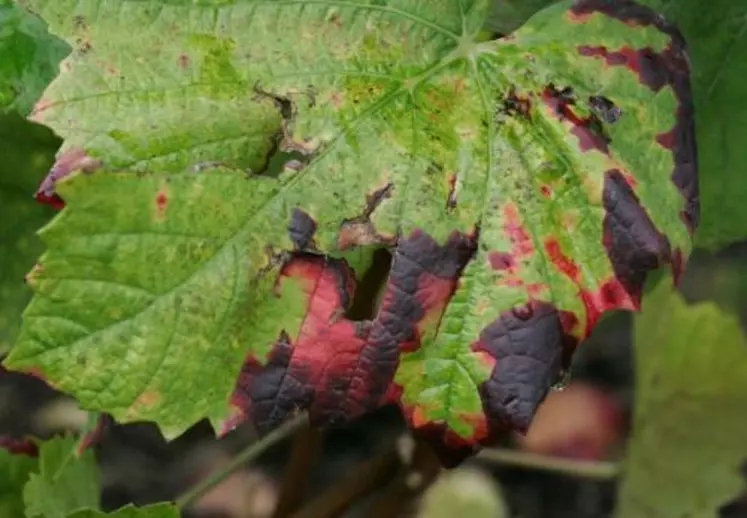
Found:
<box><xmin>0</xmin><ymin>0</ymin><xmax>69</xmax><ymax>115</ymax></box>
<box><xmin>0</xmin><ymin>438</ymin><xmax>38</xmax><ymax>518</ymax></box>
<box><xmin>616</xmin><ymin>277</ymin><xmax>747</xmax><ymax>517</ymax></box>
<box><xmin>66</xmin><ymin>504</ymin><xmax>180</xmax><ymax>518</ymax></box>
<box><xmin>419</xmin><ymin>468</ymin><xmax>508</xmax><ymax>517</ymax></box>
<box><xmin>485</xmin><ymin>0</ymin><xmax>555</xmax><ymax>35</ymax></box>
<box><xmin>0</xmin><ymin>113</ymin><xmax>60</xmax><ymax>354</ymax></box>
<box><xmin>23</xmin><ymin>436</ymin><xmax>100</xmax><ymax>518</ymax></box>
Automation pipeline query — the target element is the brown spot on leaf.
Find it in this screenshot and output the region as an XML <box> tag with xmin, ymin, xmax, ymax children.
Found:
<box><xmin>567</xmin><ymin>10</ymin><xmax>594</xmax><ymax>24</ymax></box>
<box><xmin>155</xmin><ymin>191</ymin><xmax>168</xmax><ymax>215</ymax></box>
<box><xmin>178</xmin><ymin>53</ymin><xmax>190</xmax><ymax>69</ymax></box>
<box><xmin>542</xmin><ymin>84</ymin><xmax>611</xmax><ymax>154</ymax></box>
<box><xmin>446</xmin><ymin>174</ymin><xmax>458</xmax><ymax>211</ymax></box>
<box><xmin>588</xmin><ymin>95</ymin><xmax>622</xmax><ymax>123</ymax></box>
<box><xmin>337</xmin><ymin>183</ymin><xmax>396</xmax><ymax>249</ymax></box>
<box><xmin>133</xmin><ymin>390</ymin><xmax>161</xmax><ymax>410</ymax></box>
<box><xmin>502</xmin><ymin>87</ymin><xmax>533</xmax><ymax>118</ymax></box>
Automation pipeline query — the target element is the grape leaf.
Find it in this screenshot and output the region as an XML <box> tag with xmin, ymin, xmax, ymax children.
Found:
<box><xmin>485</xmin><ymin>0</ymin><xmax>558</xmax><ymax>35</ymax></box>
<box><xmin>0</xmin><ymin>438</ymin><xmax>38</xmax><ymax>518</ymax></box>
<box><xmin>24</xmin><ymin>436</ymin><xmax>100</xmax><ymax>518</ymax></box>
<box><xmin>0</xmin><ymin>0</ymin><xmax>69</xmax><ymax>115</ymax></box>
<box><xmin>418</xmin><ymin>468</ymin><xmax>508</xmax><ymax>517</ymax></box>
<box><xmin>489</xmin><ymin>0</ymin><xmax>747</xmax><ymax>251</ymax></box>
<box><xmin>616</xmin><ymin>276</ymin><xmax>747</xmax><ymax>518</ymax></box>
<box><xmin>0</xmin><ymin>113</ymin><xmax>60</xmax><ymax>354</ymax></box>
<box><xmin>645</xmin><ymin>0</ymin><xmax>747</xmax><ymax>251</ymax></box>
<box><xmin>66</xmin><ymin>504</ymin><xmax>180</xmax><ymax>518</ymax></box>
<box><xmin>6</xmin><ymin>0</ymin><xmax>697</xmax><ymax>462</ymax></box>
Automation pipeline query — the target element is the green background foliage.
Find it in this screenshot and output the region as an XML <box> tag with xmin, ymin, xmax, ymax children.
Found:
<box><xmin>0</xmin><ymin>436</ymin><xmax>179</xmax><ymax>517</ymax></box>
<box><xmin>0</xmin><ymin>114</ymin><xmax>60</xmax><ymax>353</ymax></box>
<box><xmin>617</xmin><ymin>276</ymin><xmax>747</xmax><ymax>517</ymax></box>
<box><xmin>0</xmin><ymin>0</ymin><xmax>68</xmax><ymax>115</ymax></box>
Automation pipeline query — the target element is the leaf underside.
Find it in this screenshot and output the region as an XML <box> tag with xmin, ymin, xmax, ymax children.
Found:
<box><xmin>5</xmin><ymin>0</ymin><xmax>698</xmax><ymax>464</ymax></box>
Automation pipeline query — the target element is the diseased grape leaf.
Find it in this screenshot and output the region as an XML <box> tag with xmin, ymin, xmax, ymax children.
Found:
<box><xmin>24</xmin><ymin>436</ymin><xmax>100</xmax><ymax>518</ymax></box>
<box><xmin>6</xmin><ymin>0</ymin><xmax>698</xmax><ymax>463</ymax></box>
<box><xmin>616</xmin><ymin>276</ymin><xmax>747</xmax><ymax>518</ymax></box>
<box><xmin>0</xmin><ymin>0</ymin><xmax>69</xmax><ymax>115</ymax></box>
<box><xmin>0</xmin><ymin>113</ymin><xmax>61</xmax><ymax>354</ymax></box>
<box><xmin>646</xmin><ymin>0</ymin><xmax>747</xmax><ymax>251</ymax></box>
<box><xmin>0</xmin><ymin>437</ymin><xmax>38</xmax><ymax>518</ymax></box>
<box><xmin>66</xmin><ymin>504</ymin><xmax>180</xmax><ymax>518</ymax></box>
<box><xmin>488</xmin><ymin>0</ymin><xmax>747</xmax><ymax>251</ymax></box>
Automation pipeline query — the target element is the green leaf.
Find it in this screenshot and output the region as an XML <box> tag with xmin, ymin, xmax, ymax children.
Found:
<box><xmin>0</xmin><ymin>442</ymin><xmax>37</xmax><ymax>517</ymax></box>
<box><xmin>66</xmin><ymin>504</ymin><xmax>180</xmax><ymax>518</ymax></box>
<box><xmin>485</xmin><ymin>0</ymin><xmax>556</xmax><ymax>35</ymax></box>
<box><xmin>419</xmin><ymin>468</ymin><xmax>508</xmax><ymax>517</ymax></box>
<box><xmin>7</xmin><ymin>0</ymin><xmax>696</xmax><ymax>457</ymax></box>
<box><xmin>616</xmin><ymin>277</ymin><xmax>747</xmax><ymax>518</ymax></box>
<box><xmin>0</xmin><ymin>0</ymin><xmax>69</xmax><ymax>115</ymax></box>
<box><xmin>24</xmin><ymin>436</ymin><xmax>101</xmax><ymax>518</ymax></box>
<box><xmin>0</xmin><ymin>113</ymin><xmax>60</xmax><ymax>354</ymax></box>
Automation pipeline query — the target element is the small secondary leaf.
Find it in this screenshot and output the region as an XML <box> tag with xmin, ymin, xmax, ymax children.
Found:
<box><xmin>616</xmin><ymin>277</ymin><xmax>747</xmax><ymax>518</ymax></box>
<box><xmin>66</xmin><ymin>504</ymin><xmax>180</xmax><ymax>518</ymax></box>
<box><xmin>7</xmin><ymin>0</ymin><xmax>698</xmax><ymax>461</ymax></box>
<box><xmin>24</xmin><ymin>436</ymin><xmax>100</xmax><ymax>518</ymax></box>
<box><xmin>0</xmin><ymin>113</ymin><xmax>60</xmax><ymax>354</ymax></box>
<box><xmin>0</xmin><ymin>0</ymin><xmax>69</xmax><ymax>115</ymax></box>
<box><xmin>0</xmin><ymin>438</ymin><xmax>38</xmax><ymax>518</ymax></box>
<box><xmin>419</xmin><ymin>468</ymin><xmax>508</xmax><ymax>518</ymax></box>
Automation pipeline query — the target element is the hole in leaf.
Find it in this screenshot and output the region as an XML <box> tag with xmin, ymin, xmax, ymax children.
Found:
<box><xmin>345</xmin><ymin>248</ymin><xmax>393</xmax><ymax>321</ymax></box>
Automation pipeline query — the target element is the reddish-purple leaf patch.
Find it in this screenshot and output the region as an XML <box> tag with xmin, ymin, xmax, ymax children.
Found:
<box><xmin>572</xmin><ymin>0</ymin><xmax>699</xmax><ymax>235</ymax></box>
<box><xmin>34</xmin><ymin>148</ymin><xmax>101</xmax><ymax>210</ymax></box>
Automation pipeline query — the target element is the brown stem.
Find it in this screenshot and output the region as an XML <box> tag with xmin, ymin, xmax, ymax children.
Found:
<box><xmin>290</xmin><ymin>444</ymin><xmax>401</xmax><ymax>518</ymax></box>
<box><xmin>176</xmin><ymin>413</ymin><xmax>308</xmax><ymax>510</ymax></box>
<box><xmin>272</xmin><ymin>422</ymin><xmax>323</xmax><ymax>518</ymax></box>
<box><xmin>477</xmin><ymin>447</ymin><xmax>620</xmax><ymax>479</ymax></box>
<box><xmin>364</xmin><ymin>437</ymin><xmax>442</xmax><ymax>518</ymax></box>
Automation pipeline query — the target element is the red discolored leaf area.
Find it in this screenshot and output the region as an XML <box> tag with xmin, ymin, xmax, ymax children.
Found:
<box><xmin>223</xmin><ymin>229</ymin><xmax>478</xmax><ymax>440</ymax></box>
<box><xmin>0</xmin><ymin>436</ymin><xmax>39</xmax><ymax>457</ymax></box>
<box><xmin>34</xmin><ymin>148</ymin><xmax>101</xmax><ymax>210</ymax></box>
<box><xmin>222</xmin><ymin>254</ymin><xmax>370</xmax><ymax>435</ymax></box>
<box><xmin>572</xmin><ymin>0</ymin><xmax>699</xmax><ymax>234</ymax></box>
